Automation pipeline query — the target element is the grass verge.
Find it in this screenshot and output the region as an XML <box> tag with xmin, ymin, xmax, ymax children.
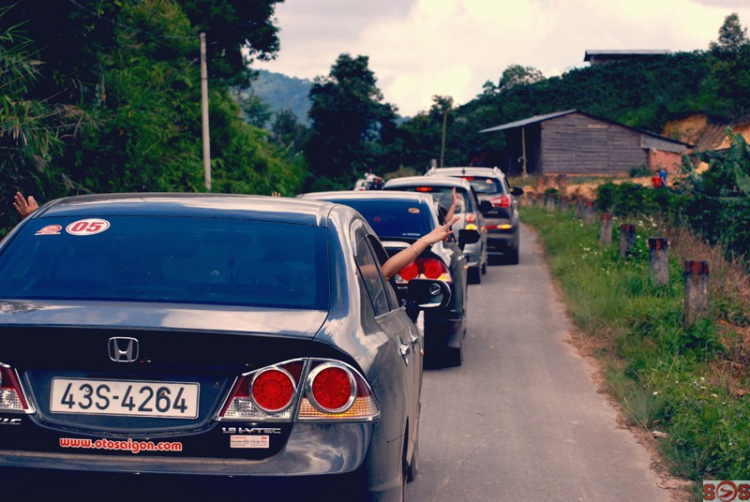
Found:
<box><xmin>521</xmin><ymin>206</ymin><xmax>750</xmax><ymax>501</ymax></box>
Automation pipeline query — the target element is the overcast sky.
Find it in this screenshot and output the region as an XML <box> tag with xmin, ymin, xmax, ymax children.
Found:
<box><xmin>255</xmin><ymin>0</ymin><xmax>750</xmax><ymax>117</ymax></box>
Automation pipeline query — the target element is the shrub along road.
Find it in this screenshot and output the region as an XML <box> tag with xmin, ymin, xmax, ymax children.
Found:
<box><xmin>407</xmin><ymin>223</ymin><xmax>671</xmax><ymax>501</ymax></box>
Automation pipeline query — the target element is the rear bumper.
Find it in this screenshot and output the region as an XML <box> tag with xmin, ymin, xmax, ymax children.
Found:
<box><xmin>0</xmin><ymin>422</ymin><xmax>372</xmax><ymax>476</ymax></box>
<box><xmin>487</xmin><ymin>232</ymin><xmax>518</xmax><ymax>253</ymax></box>
<box><xmin>462</xmin><ymin>242</ymin><xmax>483</xmax><ymax>267</ymax></box>
<box><xmin>424</xmin><ymin>315</ymin><xmax>465</xmax><ymax>350</ymax></box>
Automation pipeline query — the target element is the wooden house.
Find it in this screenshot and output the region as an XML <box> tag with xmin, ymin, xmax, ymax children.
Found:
<box><xmin>480</xmin><ymin>110</ymin><xmax>692</xmax><ymax>176</ymax></box>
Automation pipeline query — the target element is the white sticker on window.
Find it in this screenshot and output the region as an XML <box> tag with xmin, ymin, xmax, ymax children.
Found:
<box><xmin>36</xmin><ymin>225</ymin><xmax>62</xmax><ymax>236</ymax></box>
<box><xmin>66</xmin><ymin>219</ymin><xmax>110</xmax><ymax>236</ymax></box>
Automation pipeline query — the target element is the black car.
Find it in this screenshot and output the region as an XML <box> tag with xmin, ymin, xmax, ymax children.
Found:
<box><xmin>0</xmin><ymin>193</ymin><xmax>451</xmax><ymax>501</ymax></box>
<box><xmin>427</xmin><ymin>167</ymin><xmax>523</xmax><ymax>264</ymax></box>
<box><xmin>383</xmin><ymin>176</ymin><xmax>488</xmax><ymax>284</ymax></box>
<box><xmin>299</xmin><ymin>191</ymin><xmax>472</xmax><ymax>367</ymax></box>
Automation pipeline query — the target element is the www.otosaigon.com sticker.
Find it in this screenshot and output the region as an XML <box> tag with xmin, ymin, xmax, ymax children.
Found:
<box><xmin>66</xmin><ymin>219</ymin><xmax>110</xmax><ymax>236</ymax></box>
<box><xmin>36</xmin><ymin>225</ymin><xmax>62</xmax><ymax>235</ymax></box>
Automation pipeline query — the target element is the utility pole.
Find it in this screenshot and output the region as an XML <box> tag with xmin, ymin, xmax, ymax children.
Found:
<box><xmin>440</xmin><ymin>108</ymin><xmax>448</xmax><ymax>168</ymax></box>
<box><xmin>200</xmin><ymin>32</ymin><xmax>211</xmax><ymax>191</ymax></box>
<box><xmin>521</xmin><ymin>126</ymin><xmax>528</xmax><ymax>178</ymax></box>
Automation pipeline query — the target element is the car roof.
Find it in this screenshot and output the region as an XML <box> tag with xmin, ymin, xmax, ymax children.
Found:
<box><xmin>383</xmin><ymin>176</ymin><xmax>474</xmax><ymax>189</ymax></box>
<box><xmin>300</xmin><ymin>190</ymin><xmax>435</xmax><ymax>205</ymax></box>
<box><xmin>429</xmin><ymin>167</ymin><xmax>505</xmax><ymax>179</ymax></box>
<box><xmin>30</xmin><ymin>193</ymin><xmax>333</xmax><ymax>227</ymax></box>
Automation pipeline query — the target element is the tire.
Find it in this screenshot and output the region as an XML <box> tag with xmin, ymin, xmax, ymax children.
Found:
<box><xmin>467</xmin><ymin>266</ymin><xmax>481</xmax><ymax>284</ymax></box>
<box><xmin>443</xmin><ymin>343</ymin><xmax>463</xmax><ymax>367</ymax></box>
<box><xmin>506</xmin><ymin>247</ymin><xmax>520</xmax><ymax>265</ymax></box>
<box><xmin>407</xmin><ymin>437</ymin><xmax>419</xmax><ymax>482</ymax></box>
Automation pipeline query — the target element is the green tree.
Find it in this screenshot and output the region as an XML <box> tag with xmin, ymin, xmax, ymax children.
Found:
<box><xmin>497</xmin><ymin>64</ymin><xmax>545</xmax><ymax>92</ymax></box>
<box><xmin>305</xmin><ymin>53</ymin><xmax>397</xmax><ymax>188</ymax></box>
<box><xmin>709</xmin><ymin>13</ymin><xmax>749</xmax><ymax>54</ymax></box>
<box><xmin>0</xmin><ymin>6</ymin><xmax>91</xmax><ymax>230</ymax></box>
<box><xmin>176</xmin><ymin>0</ymin><xmax>283</xmax><ymax>88</ymax></box>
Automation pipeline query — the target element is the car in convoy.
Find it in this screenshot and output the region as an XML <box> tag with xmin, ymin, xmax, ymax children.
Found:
<box><xmin>383</xmin><ymin>176</ymin><xmax>488</xmax><ymax>284</ymax></box>
<box><xmin>426</xmin><ymin>167</ymin><xmax>523</xmax><ymax>264</ymax></box>
<box><xmin>0</xmin><ymin>193</ymin><xmax>451</xmax><ymax>500</ymax></box>
<box><xmin>299</xmin><ymin>191</ymin><xmax>475</xmax><ymax>367</ymax></box>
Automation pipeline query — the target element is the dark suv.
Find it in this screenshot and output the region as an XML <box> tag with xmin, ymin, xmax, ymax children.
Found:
<box><xmin>299</xmin><ymin>191</ymin><xmax>471</xmax><ymax>367</ymax></box>
<box><xmin>427</xmin><ymin>167</ymin><xmax>523</xmax><ymax>264</ymax></box>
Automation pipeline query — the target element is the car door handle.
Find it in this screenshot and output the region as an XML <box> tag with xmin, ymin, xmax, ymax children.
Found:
<box><xmin>399</xmin><ymin>343</ymin><xmax>411</xmax><ymax>364</ymax></box>
<box><xmin>409</xmin><ymin>329</ymin><xmax>419</xmax><ymax>344</ymax></box>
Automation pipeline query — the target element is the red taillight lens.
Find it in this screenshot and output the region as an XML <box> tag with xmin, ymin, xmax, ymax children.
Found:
<box><xmin>399</xmin><ymin>262</ymin><xmax>419</xmax><ymax>282</ymax></box>
<box><xmin>465</xmin><ymin>212</ymin><xmax>476</xmax><ymax>223</ymax></box>
<box><xmin>395</xmin><ymin>257</ymin><xmax>452</xmax><ymax>284</ymax></box>
<box><xmin>220</xmin><ymin>361</ymin><xmax>303</xmax><ymax>419</ymax></box>
<box><xmin>421</xmin><ymin>258</ymin><xmax>444</xmax><ymax>279</ymax></box>
<box><xmin>0</xmin><ymin>365</ymin><xmax>30</xmax><ymax>412</ymax></box>
<box><xmin>490</xmin><ymin>195</ymin><xmax>511</xmax><ymax>208</ymax></box>
<box><xmin>415</xmin><ymin>187</ymin><xmax>432</xmax><ymax>192</ymax></box>
<box><xmin>252</xmin><ymin>368</ymin><xmax>295</xmax><ymax>413</ymax></box>
<box><xmin>309</xmin><ymin>365</ymin><xmax>355</xmax><ymax>413</ymax></box>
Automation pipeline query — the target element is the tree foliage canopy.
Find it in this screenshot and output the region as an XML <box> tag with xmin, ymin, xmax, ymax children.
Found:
<box><xmin>305</xmin><ymin>54</ymin><xmax>397</xmax><ymax>188</ymax></box>
<box><xmin>0</xmin><ymin>0</ymin><xmax>302</xmax><ymax>233</ymax></box>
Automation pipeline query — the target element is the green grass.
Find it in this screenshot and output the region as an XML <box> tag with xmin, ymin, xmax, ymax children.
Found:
<box><xmin>522</xmin><ymin>206</ymin><xmax>750</xmax><ymax>497</ymax></box>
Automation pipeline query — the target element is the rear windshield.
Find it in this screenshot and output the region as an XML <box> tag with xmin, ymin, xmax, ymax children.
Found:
<box><xmin>0</xmin><ymin>217</ymin><xmax>329</xmax><ymax>310</ymax></box>
<box><xmin>388</xmin><ymin>186</ymin><xmax>469</xmax><ymax>213</ymax></box>
<box><xmin>462</xmin><ymin>177</ymin><xmax>504</xmax><ymax>194</ymax></box>
<box><xmin>329</xmin><ymin>199</ymin><xmax>434</xmax><ymax>239</ymax></box>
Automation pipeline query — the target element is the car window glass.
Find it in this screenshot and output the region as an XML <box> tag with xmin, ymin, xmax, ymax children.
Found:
<box><xmin>0</xmin><ymin>217</ymin><xmax>329</xmax><ymax>310</ymax></box>
<box><xmin>326</xmin><ymin>199</ymin><xmax>432</xmax><ymax>240</ymax></box>
<box><xmin>391</xmin><ymin>186</ymin><xmax>466</xmax><ymax>214</ymax></box>
<box><xmin>354</xmin><ymin>237</ymin><xmax>390</xmax><ymax>316</ymax></box>
<box><xmin>366</xmin><ymin>236</ymin><xmax>400</xmax><ymax>309</ymax></box>
<box><xmin>466</xmin><ymin>177</ymin><xmax>503</xmax><ymax>194</ymax></box>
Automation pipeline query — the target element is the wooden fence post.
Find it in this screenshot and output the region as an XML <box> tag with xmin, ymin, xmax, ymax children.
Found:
<box><xmin>584</xmin><ymin>200</ymin><xmax>595</xmax><ymax>224</ymax></box>
<box><xmin>600</xmin><ymin>213</ymin><xmax>613</xmax><ymax>246</ymax></box>
<box><xmin>648</xmin><ymin>237</ymin><xmax>669</xmax><ymax>286</ymax></box>
<box><xmin>619</xmin><ymin>224</ymin><xmax>636</xmax><ymax>258</ymax></box>
<box><xmin>684</xmin><ymin>260</ymin><xmax>709</xmax><ymax>324</ymax></box>
<box><xmin>546</xmin><ymin>192</ymin><xmax>556</xmax><ymax>212</ymax></box>
<box><xmin>560</xmin><ymin>195</ymin><xmax>569</xmax><ymax>211</ymax></box>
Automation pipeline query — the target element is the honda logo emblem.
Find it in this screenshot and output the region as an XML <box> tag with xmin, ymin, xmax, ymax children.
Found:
<box><xmin>108</xmin><ymin>337</ymin><xmax>139</xmax><ymax>363</ymax></box>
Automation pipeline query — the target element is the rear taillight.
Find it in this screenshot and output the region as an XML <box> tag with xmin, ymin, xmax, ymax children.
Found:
<box><xmin>465</xmin><ymin>212</ymin><xmax>476</xmax><ymax>223</ymax></box>
<box><xmin>218</xmin><ymin>359</ymin><xmax>379</xmax><ymax>422</ymax></box>
<box><xmin>399</xmin><ymin>262</ymin><xmax>419</xmax><ymax>282</ymax></box>
<box><xmin>308</xmin><ymin>364</ymin><xmax>355</xmax><ymax>413</ymax></box>
<box><xmin>394</xmin><ymin>257</ymin><xmax>452</xmax><ymax>284</ymax></box>
<box><xmin>252</xmin><ymin>368</ymin><xmax>296</xmax><ymax>413</ymax></box>
<box><xmin>0</xmin><ymin>364</ymin><xmax>32</xmax><ymax>413</ymax></box>
<box><xmin>490</xmin><ymin>195</ymin><xmax>511</xmax><ymax>208</ymax></box>
<box><xmin>220</xmin><ymin>361</ymin><xmax>303</xmax><ymax>420</ymax></box>
<box><xmin>298</xmin><ymin>362</ymin><xmax>379</xmax><ymax>421</ymax></box>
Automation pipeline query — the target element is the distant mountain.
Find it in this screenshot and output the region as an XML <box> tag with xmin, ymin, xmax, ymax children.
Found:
<box><xmin>249</xmin><ymin>69</ymin><xmax>312</xmax><ymax>126</ymax></box>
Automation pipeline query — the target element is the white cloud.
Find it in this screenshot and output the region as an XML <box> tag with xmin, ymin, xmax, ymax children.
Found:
<box><xmin>258</xmin><ymin>0</ymin><xmax>750</xmax><ymax>116</ymax></box>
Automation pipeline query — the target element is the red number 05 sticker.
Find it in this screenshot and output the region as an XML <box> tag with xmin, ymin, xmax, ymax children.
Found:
<box><xmin>66</xmin><ymin>219</ymin><xmax>110</xmax><ymax>236</ymax></box>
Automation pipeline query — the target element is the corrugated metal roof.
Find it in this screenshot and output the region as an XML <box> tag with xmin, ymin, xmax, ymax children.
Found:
<box><xmin>584</xmin><ymin>49</ymin><xmax>671</xmax><ymax>61</ymax></box>
<box><xmin>479</xmin><ymin>109</ymin><xmax>693</xmax><ymax>147</ymax></box>
<box><xmin>479</xmin><ymin>110</ymin><xmax>577</xmax><ymax>133</ymax></box>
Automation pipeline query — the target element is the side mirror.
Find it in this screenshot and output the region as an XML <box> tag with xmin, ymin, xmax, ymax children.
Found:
<box><xmin>511</xmin><ymin>186</ymin><xmax>524</xmax><ymax>197</ymax></box>
<box><xmin>458</xmin><ymin>229</ymin><xmax>480</xmax><ymax>249</ymax></box>
<box><xmin>479</xmin><ymin>200</ymin><xmax>492</xmax><ymax>212</ymax></box>
<box><xmin>406</xmin><ymin>279</ymin><xmax>451</xmax><ymax>309</ymax></box>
